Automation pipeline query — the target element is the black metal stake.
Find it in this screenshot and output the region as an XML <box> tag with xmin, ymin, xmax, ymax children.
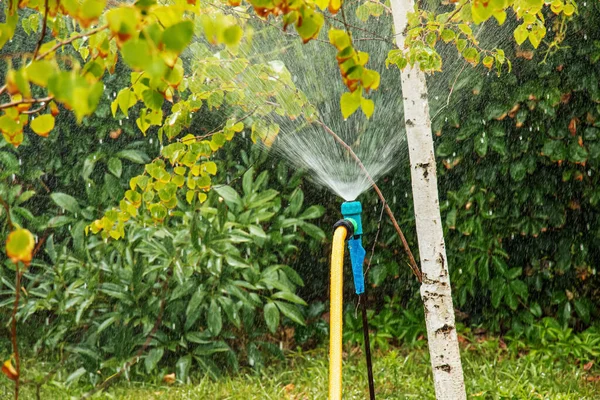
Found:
<box><xmin>359</xmin><ymin>293</ymin><xmax>376</xmax><ymax>400</ymax></box>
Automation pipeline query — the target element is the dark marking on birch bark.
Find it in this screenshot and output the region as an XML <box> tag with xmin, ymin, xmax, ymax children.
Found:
<box><xmin>421</xmin><ymin>92</ymin><xmax>428</xmax><ymax>99</ymax></box>
<box><xmin>436</xmin><ymin>364</ymin><xmax>452</xmax><ymax>373</ymax></box>
<box><xmin>435</xmin><ymin>324</ymin><xmax>454</xmax><ymax>335</ymax></box>
<box><xmin>416</xmin><ymin>162</ymin><xmax>430</xmax><ymax>179</ymax></box>
<box><xmin>406</xmin><ymin>119</ymin><xmax>414</xmax><ymax>126</ymax></box>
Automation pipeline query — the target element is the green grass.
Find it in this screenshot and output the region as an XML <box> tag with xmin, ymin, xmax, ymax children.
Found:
<box><xmin>2</xmin><ymin>342</ymin><xmax>599</xmax><ymax>399</ymax></box>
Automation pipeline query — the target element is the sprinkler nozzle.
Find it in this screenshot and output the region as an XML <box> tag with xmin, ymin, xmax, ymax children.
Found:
<box><xmin>341</xmin><ymin>201</ymin><xmax>366</xmax><ymax>295</ymax></box>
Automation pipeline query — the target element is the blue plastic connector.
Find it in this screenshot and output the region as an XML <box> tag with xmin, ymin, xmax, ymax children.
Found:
<box><xmin>341</xmin><ymin>201</ymin><xmax>366</xmax><ymax>295</ymax></box>
<box><xmin>341</xmin><ymin>201</ymin><xmax>363</xmax><ymax>235</ymax></box>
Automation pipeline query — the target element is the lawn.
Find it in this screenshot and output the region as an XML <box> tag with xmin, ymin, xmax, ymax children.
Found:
<box><xmin>3</xmin><ymin>339</ymin><xmax>598</xmax><ymax>399</ymax></box>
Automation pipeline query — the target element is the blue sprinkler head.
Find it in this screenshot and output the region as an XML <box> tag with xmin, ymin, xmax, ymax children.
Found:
<box><xmin>340</xmin><ymin>201</ymin><xmax>366</xmax><ymax>295</ymax></box>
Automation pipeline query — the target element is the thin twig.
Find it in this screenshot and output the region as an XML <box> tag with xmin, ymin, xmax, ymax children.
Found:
<box><xmin>364</xmin><ymin>201</ymin><xmax>386</xmax><ymax>278</ymax></box>
<box><xmin>0</xmin><ymin>96</ymin><xmax>53</xmax><ymax>111</ymax></box>
<box><xmin>79</xmin><ymin>279</ymin><xmax>169</xmax><ymax>399</ymax></box>
<box><xmin>0</xmin><ymin>194</ymin><xmax>14</xmax><ymax>230</ymax></box>
<box><xmin>316</xmin><ymin>120</ymin><xmax>422</xmax><ymax>282</ymax></box>
<box><xmin>36</xmin><ymin>24</ymin><xmax>108</xmax><ymax>61</ymax></box>
<box><xmin>32</xmin><ymin>0</ymin><xmax>50</xmax><ymax>60</ymax></box>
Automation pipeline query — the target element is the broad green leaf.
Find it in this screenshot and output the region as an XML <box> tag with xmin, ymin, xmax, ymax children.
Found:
<box><xmin>108</xmin><ymin>157</ymin><xmax>122</xmax><ymax>177</ymax></box>
<box><xmin>50</xmin><ymin>192</ymin><xmax>81</xmax><ymax>213</ymax></box>
<box><xmin>264</xmin><ymin>302</ymin><xmax>279</xmax><ymax>333</ymax></box>
<box><xmin>176</xmin><ymin>354</ymin><xmax>192</xmax><ymax>383</ymax></box>
<box><xmin>299</xmin><ymin>205</ymin><xmax>325</xmax><ymax>220</ymax></box>
<box><xmin>207</xmin><ymin>300</ymin><xmax>222</xmax><ymax>336</ymax></box>
<box><xmin>274</xmin><ymin>301</ymin><xmax>305</xmax><ymax>326</ymax></box>
<box><xmin>214</xmin><ymin>185</ymin><xmax>241</xmax><ymax>206</ymax></box>
<box><xmin>163</xmin><ymin>21</ymin><xmax>194</xmax><ymax>53</ymax></box>
<box><xmin>144</xmin><ymin>348</ymin><xmax>164</xmax><ymax>373</ymax></box>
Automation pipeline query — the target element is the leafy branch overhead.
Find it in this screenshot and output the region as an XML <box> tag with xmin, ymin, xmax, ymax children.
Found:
<box><xmin>0</xmin><ymin>0</ymin><xmax>582</xmax><ymax>241</ymax></box>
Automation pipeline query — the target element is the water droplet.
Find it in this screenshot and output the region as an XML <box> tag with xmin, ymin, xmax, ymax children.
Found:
<box><xmin>293</xmin><ymin>225</ymin><xmax>297</xmax><ymax>232</ymax></box>
<box><xmin>519</xmin><ymin>136</ymin><xmax>523</xmax><ymax>141</ymax></box>
<box><xmin>113</xmin><ymin>92</ymin><xmax>117</xmax><ymax>98</ymax></box>
<box><xmin>459</xmin><ymin>268</ymin><xmax>463</xmax><ymax>274</ymax></box>
<box><xmin>99</xmin><ymin>139</ymin><xmax>103</xmax><ymax>144</ymax></box>
<box><xmin>580</xmin><ymin>244</ymin><xmax>584</xmax><ymax>251</ymax></box>
<box><xmin>488</xmin><ymin>210</ymin><xmax>493</xmax><ymax>216</ymax></box>
<box><xmin>87</xmin><ymin>183</ymin><xmax>91</xmax><ymax>188</ymax></box>
<box><xmin>584</xmin><ymin>34</ymin><xmax>588</xmax><ymax>40</ymax></box>
<box><xmin>11</xmin><ymin>174</ymin><xmax>15</xmax><ymax>181</ymax></box>
<box><xmin>452</xmin><ymin>152</ymin><xmax>456</xmax><ymax>157</ymax></box>
<box><xmin>393</xmin><ymin>195</ymin><xmax>397</xmax><ymax>204</ymax></box>
<box><xmin>588</xmin><ymin>170</ymin><xmax>592</xmax><ymax>176</ymax></box>
<box><xmin>18</xmin><ymin>158</ymin><xmax>22</xmax><ymax>166</ymax></box>
<box><xmin>149</xmin><ymin>138</ymin><xmax>153</xmax><ymax>144</ymax></box>
<box><xmin>280</xmin><ymin>228</ymin><xmax>283</xmax><ymax>234</ymax></box>
<box><xmin>119</xmin><ymin>120</ymin><xmax>122</xmax><ymax>126</ymax></box>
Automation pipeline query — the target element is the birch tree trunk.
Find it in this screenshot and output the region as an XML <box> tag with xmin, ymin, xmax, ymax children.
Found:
<box><xmin>389</xmin><ymin>1</ymin><xmax>467</xmax><ymax>398</ymax></box>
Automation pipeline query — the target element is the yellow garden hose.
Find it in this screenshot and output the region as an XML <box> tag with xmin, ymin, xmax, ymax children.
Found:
<box><xmin>329</xmin><ymin>225</ymin><xmax>348</xmax><ymax>400</ymax></box>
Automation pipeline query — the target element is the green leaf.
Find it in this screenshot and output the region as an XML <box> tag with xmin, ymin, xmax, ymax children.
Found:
<box><xmin>108</xmin><ymin>157</ymin><xmax>122</xmax><ymax>178</ymax></box>
<box><xmin>505</xmin><ymin>288</ymin><xmax>519</xmax><ymax>310</ymax></box>
<box><xmin>50</xmin><ymin>192</ymin><xmax>80</xmax><ymax>214</ymax></box>
<box><xmin>474</xmin><ymin>133</ymin><xmax>488</xmax><ymax>157</ymax></box>
<box><xmin>144</xmin><ymin>348</ymin><xmax>164</xmax><ymax>373</ymax></box>
<box><xmin>530</xmin><ymin>302</ymin><xmax>542</xmax><ymax>318</ymax></box>
<box><xmin>176</xmin><ymin>354</ymin><xmax>192</xmax><ymax>383</ymax></box>
<box><xmin>272</xmin><ymin>291</ymin><xmax>307</xmax><ymax>306</ymax></box>
<box><xmin>510</xmin><ymin>279</ymin><xmax>528</xmax><ymax>300</ymax></box>
<box><xmin>574</xmin><ymin>299</ymin><xmax>590</xmax><ymax>324</ymax></box>
<box><xmin>207</xmin><ymin>300</ymin><xmax>222</xmax><ymax>336</ymax></box>
<box><xmin>116</xmin><ymin>150</ymin><xmax>148</xmax><ymax>164</ymax></box>
<box><xmin>340</xmin><ymin>90</ymin><xmax>361</xmax><ymax>119</ymax></box>
<box><xmin>510</xmin><ymin>161</ymin><xmax>527</xmax><ymax>182</ymax></box>
<box><xmin>264</xmin><ymin>302</ymin><xmax>280</xmax><ymax>334</ymax></box>
<box><xmin>214</xmin><ymin>185</ymin><xmax>241</xmax><ymax>206</ymax></box>
<box><xmin>274</xmin><ymin>301</ymin><xmax>305</xmax><ymax>326</ymax></box>
<box><xmin>506</xmin><ymin>267</ymin><xmax>522</xmax><ymax>280</ymax></box>
<box><xmin>163</xmin><ymin>21</ymin><xmax>194</xmax><ymax>53</ymax></box>
<box><xmin>299</xmin><ymin>205</ymin><xmax>325</xmax><ymax>220</ymax></box>
<box><xmin>490</xmin><ymin>278</ymin><xmax>505</xmax><ymax>309</ymax></box>
<box><xmin>441</xmin><ymin>29</ymin><xmax>456</xmax><ymax>43</ymax></box>
<box><xmin>186</xmin><ymin>286</ymin><xmax>205</xmax><ymax>321</ymax></box>
<box><xmin>142</xmin><ymin>89</ymin><xmax>164</xmax><ymax>110</ymax></box>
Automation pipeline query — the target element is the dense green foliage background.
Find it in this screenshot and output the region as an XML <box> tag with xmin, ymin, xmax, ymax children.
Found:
<box><xmin>1</xmin><ymin>1</ymin><xmax>600</xmax><ymax>388</ymax></box>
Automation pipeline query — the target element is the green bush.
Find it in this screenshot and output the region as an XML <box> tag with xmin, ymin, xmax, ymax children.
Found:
<box><xmin>1</xmin><ymin>162</ymin><xmax>324</xmax><ymax>384</ymax></box>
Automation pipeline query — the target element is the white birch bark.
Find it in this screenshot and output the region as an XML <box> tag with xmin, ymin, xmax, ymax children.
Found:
<box><xmin>389</xmin><ymin>1</ymin><xmax>467</xmax><ymax>398</ymax></box>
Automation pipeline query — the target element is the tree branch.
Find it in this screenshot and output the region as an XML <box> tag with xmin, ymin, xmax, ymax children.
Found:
<box><xmin>316</xmin><ymin>120</ymin><xmax>422</xmax><ymax>282</ymax></box>
<box><xmin>0</xmin><ymin>96</ymin><xmax>53</xmax><ymax>111</ymax></box>
<box><xmin>36</xmin><ymin>24</ymin><xmax>109</xmax><ymax>61</ymax></box>
<box><xmin>32</xmin><ymin>0</ymin><xmax>50</xmax><ymax>60</ymax></box>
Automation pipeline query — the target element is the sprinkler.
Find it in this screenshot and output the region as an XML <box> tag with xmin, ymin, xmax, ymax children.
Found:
<box><xmin>329</xmin><ymin>200</ymin><xmax>375</xmax><ymax>400</ymax></box>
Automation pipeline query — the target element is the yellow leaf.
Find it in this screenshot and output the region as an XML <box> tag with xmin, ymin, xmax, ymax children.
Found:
<box><xmin>30</xmin><ymin>114</ymin><xmax>55</xmax><ymax>137</ymax></box>
<box><xmin>563</xmin><ymin>3</ymin><xmax>575</xmax><ymax>16</ymax></box>
<box><xmin>6</xmin><ymin>228</ymin><xmax>35</xmax><ymax>266</ymax></box>
<box><xmin>2</xmin><ymin>360</ymin><xmax>18</xmax><ymax>381</ymax></box>
<box><xmin>360</xmin><ymin>97</ymin><xmax>374</xmax><ymax>119</ymax></box>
